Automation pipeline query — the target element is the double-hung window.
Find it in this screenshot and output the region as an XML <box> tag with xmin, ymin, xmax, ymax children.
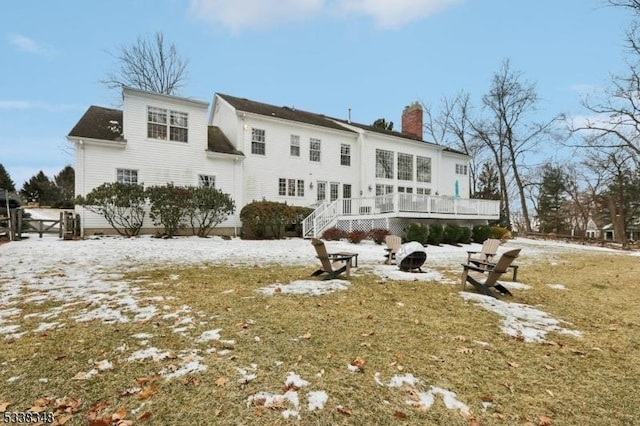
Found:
<box><xmin>310</xmin><ymin>138</ymin><xmax>321</xmax><ymax>162</ymax></box>
<box><xmin>252</xmin><ymin>128</ymin><xmax>266</xmax><ymax>155</ymax></box>
<box><xmin>290</xmin><ymin>135</ymin><xmax>300</xmax><ymax>157</ymax></box>
<box><xmin>199</xmin><ymin>175</ymin><xmax>216</xmax><ymax>187</ymax></box>
<box><xmin>340</xmin><ymin>144</ymin><xmax>351</xmax><ymax>166</ymax></box>
<box><xmin>147</xmin><ymin>106</ymin><xmax>188</xmax><ymax>142</ymax></box>
<box><xmin>417</xmin><ymin>156</ymin><xmax>432</xmax><ymax>183</ymax></box>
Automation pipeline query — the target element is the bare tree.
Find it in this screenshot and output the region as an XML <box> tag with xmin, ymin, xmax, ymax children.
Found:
<box><xmin>102</xmin><ymin>32</ymin><xmax>189</xmax><ymax>95</ymax></box>
<box><xmin>471</xmin><ymin>59</ymin><xmax>562</xmax><ymax>232</ymax></box>
<box><xmin>423</xmin><ymin>92</ymin><xmax>485</xmax><ymax>195</ymax></box>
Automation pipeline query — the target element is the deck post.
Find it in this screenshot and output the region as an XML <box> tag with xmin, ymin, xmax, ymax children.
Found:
<box><xmin>59</xmin><ymin>212</ymin><xmax>63</xmax><ymax>238</ymax></box>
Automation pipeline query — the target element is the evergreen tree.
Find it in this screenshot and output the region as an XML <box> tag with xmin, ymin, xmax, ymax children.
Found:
<box><xmin>0</xmin><ymin>164</ymin><xmax>16</xmax><ymax>192</ymax></box>
<box><xmin>54</xmin><ymin>165</ymin><xmax>75</xmax><ymax>202</ymax></box>
<box><xmin>475</xmin><ymin>162</ymin><xmax>501</xmax><ymax>200</ymax></box>
<box><xmin>372</xmin><ymin>118</ymin><xmax>394</xmax><ymax>131</ymax></box>
<box><xmin>21</xmin><ymin>171</ymin><xmax>60</xmax><ymax>206</ymax></box>
<box><xmin>537</xmin><ymin>163</ymin><xmax>569</xmax><ymax>233</ymax></box>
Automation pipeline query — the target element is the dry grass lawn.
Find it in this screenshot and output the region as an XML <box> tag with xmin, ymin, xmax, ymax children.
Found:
<box><xmin>1</xmin><ymin>250</ymin><xmax>639</xmax><ymax>425</ymax></box>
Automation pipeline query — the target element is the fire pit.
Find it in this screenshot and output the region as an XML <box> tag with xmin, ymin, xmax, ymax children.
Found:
<box><xmin>396</xmin><ymin>241</ymin><xmax>427</xmax><ymax>272</ymax></box>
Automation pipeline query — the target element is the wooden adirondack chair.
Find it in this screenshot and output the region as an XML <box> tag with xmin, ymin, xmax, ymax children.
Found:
<box><xmin>461</xmin><ymin>249</ymin><xmax>521</xmax><ymax>298</ymax></box>
<box><xmin>311</xmin><ymin>238</ymin><xmax>357</xmax><ymax>280</ymax></box>
<box><xmin>384</xmin><ymin>235</ymin><xmax>402</xmax><ymax>264</ymax></box>
<box><xmin>467</xmin><ymin>238</ymin><xmax>501</xmax><ymax>265</ymax></box>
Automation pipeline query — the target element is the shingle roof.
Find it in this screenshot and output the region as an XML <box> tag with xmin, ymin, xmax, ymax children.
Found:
<box><xmin>217</xmin><ymin>93</ymin><xmax>356</xmax><ymax>133</ymax></box>
<box><xmin>68</xmin><ymin>106</ymin><xmax>124</xmax><ymax>141</ymax></box>
<box><xmin>207</xmin><ymin>126</ymin><xmax>244</xmax><ymax>156</ymax></box>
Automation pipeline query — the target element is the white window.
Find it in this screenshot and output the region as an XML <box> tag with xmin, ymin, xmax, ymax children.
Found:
<box><xmin>455</xmin><ymin>163</ymin><xmax>468</xmax><ymax>175</ymax></box>
<box><xmin>398</xmin><ymin>186</ymin><xmax>413</xmax><ymax>193</ymax></box>
<box><xmin>340</xmin><ymin>144</ymin><xmax>351</xmax><ymax>166</ymax></box>
<box><xmin>330</xmin><ymin>183</ymin><xmax>339</xmax><ymax>201</ymax></box>
<box><xmin>199</xmin><ymin>175</ymin><xmax>216</xmax><ymax>187</ymax></box>
<box><xmin>117</xmin><ymin>168</ymin><xmax>138</xmax><ymax>184</ymax></box>
<box><xmin>417</xmin><ymin>156</ymin><xmax>432</xmax><ymax>183</ymax></box>
<box><xmin>310</xmin><ymin>138</ymin><xmax>321</xmax><ymax>162</ymax></box>
<box><xmin>290</xmin><ymin>135</ymin><xmax>300</xmax><ymax>157</ymax></box>
<box><xmin>416</xmin><ymin>187</ymin><xmax>432</xmax><ymax>195</ymax></box>
<box><xmin>147</xmin><ymin>106</ymin><xmax>188</xmax><ymax>142</ymax></box>
<box><xmin>279</xmin><ymin>178</ymin><xmax>305</xmax><ymax>197</ymax></box>
<box><xmin>397</xmin><ymin>153</ymin><xmax>413</xmax><ymax>181</ymax></box>
<box><xmin>317</xmin><ymin>181</ymin><xmax>326</xmax><ymax>201</ymax></box>
<box><xmin>252</xmin><ymin>128</ymin><xmax>266</xmax><ymax>155</ymax></box>
<box><xmin>375</xmin><ymin>149</ymin><xmax>394</xmax><ymax>178</ymax></box>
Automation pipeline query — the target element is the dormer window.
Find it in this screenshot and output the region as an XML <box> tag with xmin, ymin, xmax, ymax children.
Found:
<box><xmin>147</xmin><ymin>106</ymin><xmax>188</xmax><ymax>142</ymax></box>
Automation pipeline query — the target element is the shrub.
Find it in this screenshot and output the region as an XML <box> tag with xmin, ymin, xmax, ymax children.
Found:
<box><xmin>491</xmin><ymin>226</ymin><xmax>512</xmax><ymax>241</ymax></box>
<box><xmin>184</xmin><ymin>186</ymin><xmax>235</xmax><ymax>237</ymax></box>
<box><xmin>347</xmin><ymin>230</ymin><xmax>368</xmax><ymax>244</ymax></box>
<box><xmin>459</xmin><ymin>226</ymin><xmax>472</xmax><ymax>244</ymax></box>
<box><xmin>240</xmin><ymin>200</ymin><xmax>296</xmax><ymax>239</ymax></box>
<box><xmin>472</xmin><ymin>225</ymin><xmax>492</xmax><ymax>243</ymax></box>
<box><xmin>369</xmin><ymin>228</ymin><xmax>391</xmax><ymax>244</ymax></box>
<box><xmin>442</xmin><ymin>224</ymin><xmax>463</xmax><ymax>244</ymax></box>
<box><xmin>322</xmin><ymin>227</ymin><xmax>348</xmax><ymax>241</ymax></box>
<box><xmin>76</xmin><ymin>182</ymin><xmax>146</xmax><ymax>237</ymax></box>
<box><xmin>427</xmin><ymin>223</ymin><xmax>444</xmax><ymax>245</ymax></box>
<box><xmin>404</xmin><ymin>223</ymin><xmax>429</xmax><ymax>245</ymax></box>
<box><xmin>146</xmin><ymin>183</ymin><xmax>190</xmax><ymax>238</ymax></box>
<box><xmin>288</xmin><ymin>206</ymin><xmax>315</xmax><ymax>237</ymax></box>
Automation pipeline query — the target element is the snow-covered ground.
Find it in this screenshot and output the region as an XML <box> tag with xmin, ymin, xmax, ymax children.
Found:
<box><xmin>0</xmin><ymin>215</ymin><xmax>634</xmax><ymax>418</ymax></box>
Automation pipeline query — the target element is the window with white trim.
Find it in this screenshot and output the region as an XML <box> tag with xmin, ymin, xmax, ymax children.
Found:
<box><xmin>340</xmin><ymin>144</ymin><xmax>351</xmax><ymax>166</ymax></box>
<box><xmin>310</xmin><ymin>138</ymin><xmax>321</xmax><ymax>162</ymax></box>
<box><xmin>417</xmin><ymin>156</ymin><xmax>432</xmax><ymax>183</ymax></box>
<box><xmin>252</xmin><ymin>128</ymin><xmax>266</xmax><ymax>155</ymax></box>
<box><xmin>416</xmin><ymin>187</ymin><xmax>432</xmax><ymax>195</ymax></box>
<box><xmin>317</xmin><ymin>181</ymin><xmax>326</xmax><ymax>201</ymax></box>
<box><xmin>455</xmin><ymin>163</ymin><xmax>468</xmax><ymax>175</ymax></box>
<box><xmin>375</xmin><ymin>149</ymin><xmax>394</xmax><ymax>178</ymax></box>
<box><xmin>278</xmin><ymin>178</ymin><xmax>305</xmax><ymax>197</ymax></box>
<box><xmin>397</xmin><ymin>153</ymin><xmax>413</xmax><ymax>181</ymax></box>
<box><xmin>117</xmin><ymin>168</ymin><xmax>138</xmax><ymax>184</ymax></box>
<box><xmin>199</xmin><ymin>174</ymin><xmax>216</xmax><ymax>187</ymax></box>
<box><xmin>290</xmin><ymin>135</ymin><xmax>300</xmax><ymax>157</ymax></box>
<box><xmin>398</xmin><ymin>186</ymin><xmax>413</xmax><ymax>193</ymax></box>
<box><xmin>147</xmin><ymin>106</ymin><xmax>188</xmax><ymax>142</ymax></box>
<box><xmin>330</xmin><ymin>182</ymin><xmax>339</xmax><ymax>201</ymax></box>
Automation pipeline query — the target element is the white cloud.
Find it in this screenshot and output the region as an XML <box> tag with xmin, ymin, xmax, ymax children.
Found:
<box><xmin>338</xmin><ymin>0</ymin><xmax>463</xmax><ymax>29</ymax></box>
<box><xmin>7</xmin><ymin>33</ymin><xmax>55</xmax><ymax>56</ymax></box>
<box><xmin>188</xmin><ymin>0</ymin><xmax>462</xmax><ymax>32</ymax></box>
<box><xmin>189</xmin><ymin>0</ymin><xmax>324</xmax><ymax>33</ymax></box>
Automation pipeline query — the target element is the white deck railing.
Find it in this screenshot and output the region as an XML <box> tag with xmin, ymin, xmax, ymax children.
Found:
<box><xmin>302</xmin><ymin>194</ymin><xmax>500</xmax><ymax>238</ymax></box>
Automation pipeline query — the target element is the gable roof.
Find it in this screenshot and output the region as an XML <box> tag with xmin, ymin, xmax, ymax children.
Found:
<box><xmin>217</xmin><ymin>93</ymin><xmax>356</xmax><ymax>133</ymax></box>
<box><xmin>207</xmin><ymin>126</ymin><xmax>244</xmax><ymax>156</ymax></box>
<box><xmin>68</xmin><ymin>106</ymin><xmax>124</xmax><ymax>141</ymax></box>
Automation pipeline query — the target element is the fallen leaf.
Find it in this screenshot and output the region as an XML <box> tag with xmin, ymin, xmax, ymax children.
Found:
<box><xmin>55</xmin><ymin>355</ymin><xmax>67</xmax><ymax>361</ymax></box>
<box><xmin>138</xmin><ymin>385</ymin><xmax>159</xmax><ymax>400</ymax></box>
<box><xmin>457</xmin><ymin>347</ymin><xmax>473</xmax><ymax>355</ymax></box>
<box><xmin>393</xmin><ymin>411</ymin><xmax>408</xmax><ymax>420</ymax></box>
<box><xmin>55</xmin><ymin>414</ymin><xmax>73</xmax><ymax>424</ymax></box>
<box><xmin>571</xmin><ymin>349</ymin><xmax>586</xmax><ymax>356</ymax></box>
<box><xmin>71</xmin><ymin>371</ymin><xmax>89</xmax><ymax>380</ymax></box>
<box><xmin>274</xmin><ymin>287</ymin><xmax>281</xmax><ymax>293</ymax></box>
<box><xmin>544</xmin><ymin>365</ymin><xmax>555</xmax><ymax>371</ymax></box>
<box><xmin>351</xmin><ymin>357</ymin><xmax>366</xmax><ymax>368</ymax></box>
<box><xmin>539</xmin><ymin>415</ymin><xmax>553</xmax><ymax>425</ymax></box>
<box><xmin>397</xmin><ymin>365</ymin><xmax>404</xmax><ymax>371</ymax></box>
<box><xmin>414</xmin><ymin>319</ymin><xmax>420</xmax><ymax>324</ymax></box>
<box><xmin>454</xmin><ymin>335</ymin><xmax>467</xmax><ymax>342</ymax></box>
<box><xmin>502</xmin><ymin>382</ymin><xmax>514</xmax><ymax>393</ymax></box>
<box><xmin>361</xmin><ymin>331</ymin><xmax>374</xmax><ymax>337</ymax></box>
<box><xmin>214</xmin><ymin>409</ymin><xmax>221</xmax><ymax>417</ymax></box>
<box><xmin>326</xmin><ymin>352</ymin><xmax>332</xmax><ymax>359</ymax></box>
<box><xmin>336</xmin><ymin>406</ymin><xmax>352</xmax><ymax>415</ymax></box>
<box><xmin>302</xmin><ymin>332</ymin><xmax>312</xmax><ymax>339</ymax></box>
<box><xmin>546</xmin><ymin>389</ymin><xmax>554</xmax><ymax>397</ymax></box>
<box><xmin>120</xmin><ymin>387</ymin><xmax>141</xmax><ymax>397</ymax></box>
<box><xmin>215</xmin><ymin>377</ymin><xmax>228</xmax><ymax>387</ymax></box>
<box><xmin>0</xmin><ymin>401</ymin><xmax>10</xmax><ymax>412</ymax></box>
<box><xmin>468</xmin><ymin>417</ymin><xmax>481</xmax><ymax>426</ymax></box>
<box><xmin>507</xmin><ymin>361</ymin><xmax>520</xmax><ymax>368</ymax></box>
<box><xmin>111</xmin><ymin>409</ymin><xmax>127</xmax><ymax>421</ymax></box>
<box><xmin>185</xmin><ymin>376</ymin><xmax>201</xmax><ymax>386</ymax></box>
<box><xmin>137</xmin><ymin>411</ymin><xmax>152</xmax><ymax>421</ymax></box>
<box><xmin>88</xmin><ymin>419</ymin><xmax>110</xmax><ymax>426</ymax></box>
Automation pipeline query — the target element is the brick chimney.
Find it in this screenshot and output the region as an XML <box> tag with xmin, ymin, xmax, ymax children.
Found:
<box><xmin>401</xmin><ymin>102</ymin><xmax>423</xmax><ymax>140</ymax></box>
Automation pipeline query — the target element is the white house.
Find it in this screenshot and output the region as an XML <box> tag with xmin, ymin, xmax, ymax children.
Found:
<box><xmin>67</xmin><ymin>87</ymin><xmax>500</xmax><ymax>237</ymax></box>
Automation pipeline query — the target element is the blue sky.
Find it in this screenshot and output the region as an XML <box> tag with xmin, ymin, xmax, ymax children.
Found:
<box><xmin>0</xmin><ymin>0</ymin><xmax>627</xmax><ymax>189</ymax></box>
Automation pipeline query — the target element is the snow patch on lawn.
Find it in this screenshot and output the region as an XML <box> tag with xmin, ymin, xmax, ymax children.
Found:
<box><xmin>460</xmin><ymin>292</ymin><xmax>582</xmax><ymax>342</ymax></box>
<box><xmin>257</xmin><ymin>280</ymin><xmax>350</xmax><ymax>296</ymax></box>
<box><xmin>371</xmin><ymin>265</ymin><xmax>448</xmax><ymax>282</ymax></box>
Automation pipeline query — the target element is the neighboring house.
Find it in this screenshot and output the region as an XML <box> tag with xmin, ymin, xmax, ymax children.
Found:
<box><xmin>68</xmin><ymin>87</ymin><xmax>500</xmax><ymax>237</ymax></box>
